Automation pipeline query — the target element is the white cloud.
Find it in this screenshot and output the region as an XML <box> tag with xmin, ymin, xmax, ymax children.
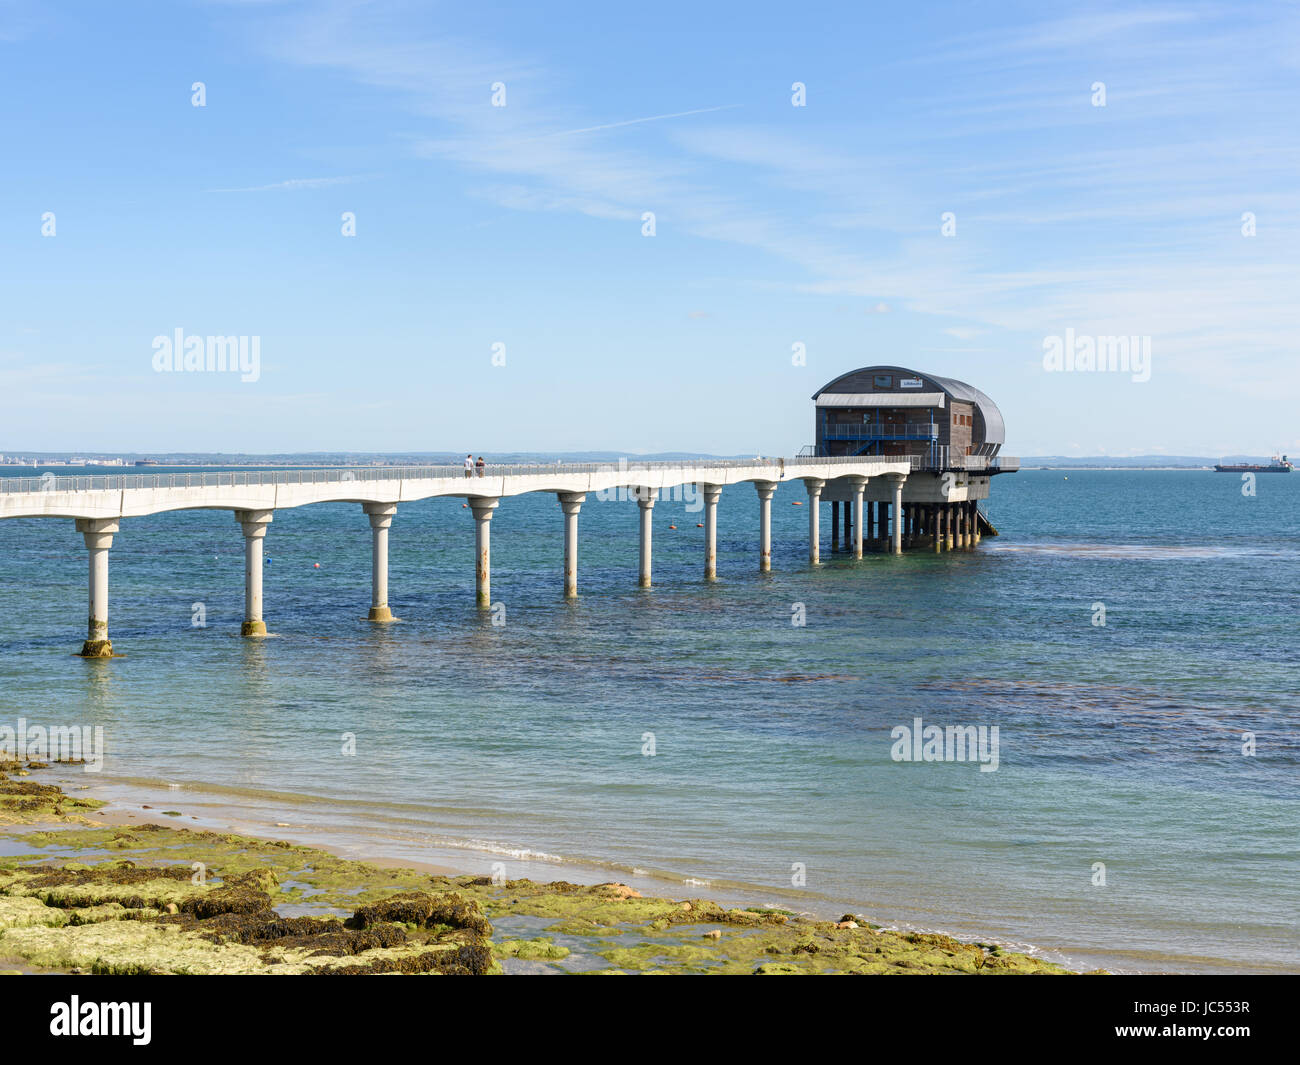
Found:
<box><xmin>207</xmin><ymin>175</ymin><xmax>372</xmax><ymax>193</ymax></box>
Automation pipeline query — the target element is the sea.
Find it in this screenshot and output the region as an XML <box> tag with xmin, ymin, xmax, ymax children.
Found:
<box><xmin>0</xmin><ymin>466</ymin><xmax>1296</xmax><ymax>974</ymax></box>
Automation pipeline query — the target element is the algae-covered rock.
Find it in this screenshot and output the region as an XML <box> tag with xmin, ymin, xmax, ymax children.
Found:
<box><xmin>496</xmin><ymin>937</ymin><xmax>570</xmax><ymax>960</ymax></box>
<box><xmin>347</xmin><ymin>890</ymin><xmax>490</xmax><ymax>936</ymax></box>
<box><xmin>0</xmin><ymin>766</ymin><xmax>105</xmax><ymax>826</ymax></box>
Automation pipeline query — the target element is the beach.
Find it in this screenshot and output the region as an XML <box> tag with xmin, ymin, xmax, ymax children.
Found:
<box><xmin>1</xmin><ymin>761</ymin><xmax>1079</xmax><ymax>975</ymax></box>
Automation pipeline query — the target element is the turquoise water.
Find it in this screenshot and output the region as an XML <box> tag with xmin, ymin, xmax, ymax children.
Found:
<box><xmin>1</xmin><ymin>468</ymin><xmax>1297</xmax><ymax>973</ymax></box>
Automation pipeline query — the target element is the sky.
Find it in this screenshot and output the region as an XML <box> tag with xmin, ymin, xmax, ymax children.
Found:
<box><xmin>1</xmin><ymin>0</ymin><xmax>1298</xmax><ymax>458</ymax></box>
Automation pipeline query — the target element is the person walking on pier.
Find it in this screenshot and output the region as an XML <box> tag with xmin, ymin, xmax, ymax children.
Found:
<box><xmin>475</xmin><ymin>456</ymin><xmax>486</xmax><ymax>477</ymax></box>
<box><xmin>464</xmin><ymin>454</ymin><xmax>473</xmax><ymax>478</ymax></box>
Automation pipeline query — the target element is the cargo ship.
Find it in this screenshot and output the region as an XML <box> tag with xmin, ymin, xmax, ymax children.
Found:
<box><xmin>1214</xmin><ymin>455</ymin><xmax>1293</xmax><ymax>473</ymax></box>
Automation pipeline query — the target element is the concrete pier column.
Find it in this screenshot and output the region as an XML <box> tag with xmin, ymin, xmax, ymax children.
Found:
<box><xmin>971</xmin><ymin>502</ymin><xmax>982</xmax><ymax>546</ymax></box>
<box><xmin>469</xmin><ymin>498</ymin><xmax>498</xmax><ymax>608</ymax></box>
<box><xmin>75</xmin><ymin>518</ymin><xmax>119</xmax><ymax>657</ymax></box>
<box><xmin>830</xmin><ymin>501</ymin><xmax>839</xmax><ymax>551</ymax></box>
<box><xmin>935</xmin><ymin>506</ymin><xmax>945</xmax><ymax>552</ymax></box>
<box><xmin>363</xmin><ymin>503</ymin><xmax>398</xmax><ymax>621</ymax></box>
<box><xmin>636</xmin><ymin>487</ymin><xmax>657</xmax><ymax>587</ymax></box>
<box><xmin>886</xmin><ymin>474</ymin><xmax>906</xmax><ymax>554</ymax></box>
<box><xmin>558</xmin><ymin>492</ymin><xmax>586</xmax><ymax>598</ymax></box>
<box><xmin>847</xmin><ymin>477</ymin><xmax>867</xmax><ymax>559</ymax></box>
<box><xmin>842</xmin><ymin>500</ymin><xmax>851</xmax><ymax>547</ymax></box>
<box><xmin>755</xmin><ymin>481</ymin><xmax>777</xmax><ymax>572</ymax></box>
<box><xmin>701</xmin><ymin>484</ymin><xmax>723</xmax><ymax>580</ymax></box>
<box><xmin>235</xmin><ymin>509</ymin><xmax>273</xmax><ymax>636</ymax></box>
<box><xmin>945</xmin><ymin>504</ymin><xmax>955</xmax><ymax>550</ymax></box>
<box><xmin>956</xmin><ymin>503</ymin><xmax>967</xmax><ymax>549</ymax></box>
<box><xmin>803</xmin><ymin>478</ymin><xmax>824</xmax><ymax>564</ymax></box>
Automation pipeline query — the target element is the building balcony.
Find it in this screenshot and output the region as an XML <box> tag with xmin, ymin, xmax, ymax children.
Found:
<box><xmin>820</xmin><ymin>422</ymin><xmax>939</xmax><ymax>441</ymax></box>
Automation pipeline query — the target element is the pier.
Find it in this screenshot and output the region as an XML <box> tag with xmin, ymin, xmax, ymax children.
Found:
<box><xmin>0</xmin><ymin>454</ymin><xmax>1008</xmax><ymax>658</ymax></box>
<box><xmin>0</xmin><ymin>365</ymin><xmax>1017</xmax><ymax>658</ymax></box>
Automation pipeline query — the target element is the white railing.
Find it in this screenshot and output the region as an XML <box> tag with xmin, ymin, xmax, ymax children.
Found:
<box><xmin>0</xmin><ymin>455</ymin><xmax>911</xmax><ymax>496</ymax></box>
<box><xmin>908</xmin><ymin>452</ymin><xmax>1019</xmax><ymax>472</ymax></box>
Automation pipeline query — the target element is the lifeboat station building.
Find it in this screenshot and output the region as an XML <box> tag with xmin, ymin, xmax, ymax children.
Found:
<box><xmin>804</xmin><ymin>365</ymin><xmax>1018</xmax><ymax>551</ymax></box>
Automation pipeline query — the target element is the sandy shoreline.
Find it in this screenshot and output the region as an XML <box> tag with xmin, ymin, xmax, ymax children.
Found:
<box><xmin>54</xmin><ymin>770</ymin><xmax>1100</xmax><ymax>961</ymax></box>
<box><xmin>0</xmin><ymin>759</ymin><xmax>1094</xmax><ymax>975</ymax></box>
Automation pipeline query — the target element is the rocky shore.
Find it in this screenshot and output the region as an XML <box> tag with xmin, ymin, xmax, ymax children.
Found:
<box><xmin>0</xmin><ymin>759</ymin><xmax>1086</xmax><ymax>975</ymax></box>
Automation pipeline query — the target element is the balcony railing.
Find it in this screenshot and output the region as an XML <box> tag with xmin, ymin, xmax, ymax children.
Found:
<box><xmin>909</xmin><ymin>452</ymin><xmax>1019</xmax><ymax>472</ymax></box>
<box><xmin>800</xmin><ymin>444</ymin><xmax>1018</xmax><ymax>472</ymax></box>
<box><xmin>821</xmin><ymin>422</ymin><xmax>938</xmax><ymax>440</ymax></box>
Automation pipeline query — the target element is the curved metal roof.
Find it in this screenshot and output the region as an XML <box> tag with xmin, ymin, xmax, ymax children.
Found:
<box><xmin>812</xmin><ymin>365</ymin><xmax>1005</xmax><ymax>446</ymax></box>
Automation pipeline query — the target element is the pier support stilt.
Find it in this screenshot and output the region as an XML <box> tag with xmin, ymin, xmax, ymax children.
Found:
<box><xmin>842</xmin><ymin>500</ymin><xmax>851</xmax><ymax>549</ymax></box>
<box><xmin>848</xmin><ymin>477</ymin><xmax>867</xmax><ymax>559</ymax></box>
<box><xmin>956</xmin><ymin>503</ymin><xmax>967</xmax><ymax>549</ymax></box>
<box><xmin>803</xmin><ymin>478</ymin><xmax>824</xmax><ymax>564</ymax></box>
<box><xmin>637</xmin><ymin>487</ymin><xmax>656</xmax><ymax>587</ymax></box>
<box><xmin>75</xmin><ymin>518</ymin><xmax>119</xmax><ymax>657</ymax></box>
<box><xmin>558</xmin><ymin>492</ymin><xmax>585</xmax><ymax>598</ymax></box>
<box><xmin>971</xmin><ymin>502</ymin><xmax>982</xmax><ymax>546</ymax></box>
<box><xmin>363</xmin><ymin>503</ymin><xmax>398</xmax><ymax>621</ymax></box>
<box><xmin>945</xmin><ymin>504</ymin><xmax>955</xmax><ymax>550</ymax></box>
<box><xmin>886</xmin><ymin>474</ymin><xmax>906</xmax><ymax>554</ymax></box>
<box><xmin>470</xmin><ymin>498</ymin><xmax>498</xmax><ymax>608</ymax></box>
<box><xmin>756</xmin><ymin>481</ymin><xmax>777</xmax><ymax>572</ymax></box>
<box><xmin>831</xmin><ymin>501</ymin><xmax>839</xmax><ymax>552</ymax></box>
<box><xmin>702</xmin><ymin>484</ymin><xmax>722</xmax><ymax>580</ymax></box>
<box><xmin>235</xmin><ymin>509</ymin><xmax>273</xmax><ymax>636</ymax></box>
